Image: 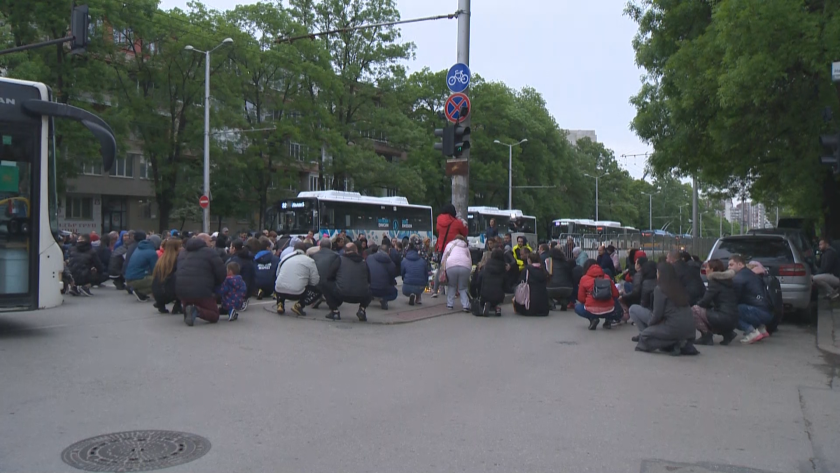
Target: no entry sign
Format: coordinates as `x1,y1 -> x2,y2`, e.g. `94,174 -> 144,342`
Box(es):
199,195 -> 209,209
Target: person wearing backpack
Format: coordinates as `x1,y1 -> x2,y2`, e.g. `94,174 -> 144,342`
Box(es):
576,259 -> 620,330
691,259 -> 739,346
513,253 -> 550,316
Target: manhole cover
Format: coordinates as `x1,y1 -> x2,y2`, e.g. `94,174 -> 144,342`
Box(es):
61,430 -> 210,472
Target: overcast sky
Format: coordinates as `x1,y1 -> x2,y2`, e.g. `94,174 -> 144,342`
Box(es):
160,0 -> 652,178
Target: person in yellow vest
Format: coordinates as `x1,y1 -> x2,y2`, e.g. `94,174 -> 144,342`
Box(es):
512,235 -> 533,271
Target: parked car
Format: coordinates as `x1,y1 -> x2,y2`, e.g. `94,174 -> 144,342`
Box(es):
747,228 -> 816,270
705,234 -> 813,317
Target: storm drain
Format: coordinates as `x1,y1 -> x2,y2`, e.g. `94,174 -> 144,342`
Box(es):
61,430 -> 210,472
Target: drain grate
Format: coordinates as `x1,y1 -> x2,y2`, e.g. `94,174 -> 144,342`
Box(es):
61,430 -> 210,472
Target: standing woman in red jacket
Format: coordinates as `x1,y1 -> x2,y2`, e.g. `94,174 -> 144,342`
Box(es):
434,204 -> 468,256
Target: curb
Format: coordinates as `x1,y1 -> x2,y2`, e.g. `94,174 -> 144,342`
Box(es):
817,299 -> 840,356
262,303 -> 456,325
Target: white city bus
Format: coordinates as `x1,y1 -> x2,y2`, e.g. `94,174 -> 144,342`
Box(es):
467,206 -> 538,249
0,78 -> 116,311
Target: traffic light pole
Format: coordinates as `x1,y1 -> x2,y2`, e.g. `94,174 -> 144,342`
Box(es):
451,0 -> 471,221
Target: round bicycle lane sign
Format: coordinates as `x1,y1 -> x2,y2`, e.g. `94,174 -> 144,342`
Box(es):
444,93 -> 471,123
446,63 -> 471,93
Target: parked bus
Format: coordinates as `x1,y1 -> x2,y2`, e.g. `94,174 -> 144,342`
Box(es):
0,77 -> 116,311
466,206 -> 538,249
265,190 -> 433,245
550,218 -> 640,253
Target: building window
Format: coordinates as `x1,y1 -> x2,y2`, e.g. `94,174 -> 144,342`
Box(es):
66,197 -> 93,220
140,200 -> 156,219
289,142 -> 303,161
110,153 -> 136,178
138,156 -> 153,179
309,175 -> 318,191
112,28 -> 131,45
82,162 -> 102,175
385,188 -> 397,197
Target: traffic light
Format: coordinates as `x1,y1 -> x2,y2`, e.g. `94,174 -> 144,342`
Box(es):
453,124 -> 470,157
434,125 -> 454,156
819,133 -> 840,174
70,5 -> 90,53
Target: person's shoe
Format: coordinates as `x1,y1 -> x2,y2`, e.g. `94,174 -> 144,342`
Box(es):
495,306 -> 502,316
80,286 -> 93,296
291,302 -> 306,317
276,300 -> 285,315
631,335 -> 640,342
588,318 -> 599,330
446,305 -> 455,310
696,332 -> 714,346
603,320 -> 612,330
156,304 -> 169,314
114,281 -> 126,290
380,300 -> 389,310
416,295 -> 423,305
256,289 -> 264,300
172,304 -> 183,315
482,303 -> 489,317
311,296 -> 324,309
357,308 -> 367,322
462,307 -> 470,313
740,329 -> 764,344
758,325 -> 770,338
720,331 -> 738,346
634,346 -> 648,352
560,304 -> 567,312
183,305 -> 196,326
133,291 -> 149,302
669,344 -> 682,357
68,285 -> 80,296
680,342 -> 700,356
228,309 -> 239,321
326,311 -> 341,321
126,287 -> 134,295
409,293 -> 416,306
239,299 -> 249,312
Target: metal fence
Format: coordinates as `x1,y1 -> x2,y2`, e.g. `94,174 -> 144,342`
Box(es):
558,233 -> 719,267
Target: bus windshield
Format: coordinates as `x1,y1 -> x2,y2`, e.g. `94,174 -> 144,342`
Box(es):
267,199 -> 314,234
0,122 -> 35,296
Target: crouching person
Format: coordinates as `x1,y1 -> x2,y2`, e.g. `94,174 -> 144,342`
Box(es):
176,233 -> 226,326
220,262 -> 247,321
635,262 -> 698,356
323,243 -> 372,322
274,242 -> 320,316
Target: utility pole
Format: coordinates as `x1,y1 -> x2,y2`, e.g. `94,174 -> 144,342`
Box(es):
451,0 -> 471,221
692,177 -> 699,238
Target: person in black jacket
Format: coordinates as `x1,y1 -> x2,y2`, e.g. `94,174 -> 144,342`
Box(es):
596,245 -> 616,280
620,257 -> 652,318
152,238 -> 183,314
324,243 -> 372,321
477,249 -> 507,316
503,244 -> 520,293
310,238 -> 341,309
813,237 -> 840,299
226,239 -> 254,310
513,253 -> 551,316
94,233 -> 112,286
175,234 -> 226,326
692,259 -> 739,346
668,250 -> 706,305
729,254 -> 773,344
253,239 -> 279,299
546,247 -> 575,310
367,243 -> 398,309
627,260 -> 658,340
68,234 -> 104,296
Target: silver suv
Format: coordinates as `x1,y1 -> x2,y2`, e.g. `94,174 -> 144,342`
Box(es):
705,234 -> 813,316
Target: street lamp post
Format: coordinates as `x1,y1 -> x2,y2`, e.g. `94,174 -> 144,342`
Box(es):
641,192 -> 654,231
678,204 -> 689,235
185,38 -> 233,234
493,138 -> 527,210
583,172 -> 609,221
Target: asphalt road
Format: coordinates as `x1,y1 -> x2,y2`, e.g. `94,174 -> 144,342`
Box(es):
1,287 -> 838,473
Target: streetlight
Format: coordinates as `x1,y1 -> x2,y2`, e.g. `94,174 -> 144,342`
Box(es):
493,138 -> 527,210
583,172 -> 609,221
185,37 -> 233,233
641,192 -> 654,231
678,204 -> 689,236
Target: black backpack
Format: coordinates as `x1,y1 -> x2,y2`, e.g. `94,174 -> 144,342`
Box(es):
763,273 -> 784,333
592,278 -> 613,301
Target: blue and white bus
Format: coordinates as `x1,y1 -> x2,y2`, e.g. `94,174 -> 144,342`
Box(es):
265,191 -> 433,246
467,206 -> 538,250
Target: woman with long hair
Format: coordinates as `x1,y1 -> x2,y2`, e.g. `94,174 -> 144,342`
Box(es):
152,238 -> 183,314
513,252 -> 550,316
635,262 -> 698,355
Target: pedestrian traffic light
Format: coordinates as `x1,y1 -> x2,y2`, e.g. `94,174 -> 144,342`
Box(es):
434,125 -> 454,157
453,124 -> 470,157
70,5 -> 90,53
819,133 -> 840,174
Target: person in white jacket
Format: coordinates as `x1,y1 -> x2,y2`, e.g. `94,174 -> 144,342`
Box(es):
441,235 -> 473,311
275,242 -> 320,316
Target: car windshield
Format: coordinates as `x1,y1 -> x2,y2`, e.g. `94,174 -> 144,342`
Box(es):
712,238 -> 794,266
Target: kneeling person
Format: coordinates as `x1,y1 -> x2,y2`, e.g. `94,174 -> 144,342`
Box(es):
274,242 -> 320,316
324,243 -> 372,321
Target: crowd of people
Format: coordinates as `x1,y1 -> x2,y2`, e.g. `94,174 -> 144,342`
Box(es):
57,205 -> 840,355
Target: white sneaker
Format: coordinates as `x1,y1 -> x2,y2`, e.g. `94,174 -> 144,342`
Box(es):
740,329 -> 765,344
758,325 -> 769,337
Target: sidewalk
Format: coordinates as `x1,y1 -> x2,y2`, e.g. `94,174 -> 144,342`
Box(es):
260,287 -> 476,325
817,298 -> 840,356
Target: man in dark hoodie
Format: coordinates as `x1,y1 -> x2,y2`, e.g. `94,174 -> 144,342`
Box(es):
367,243 -> 398,309
253,238 -> 279,300
124,230 -> 158,301
310,238 -> 341,309
401,237 -> 430,306
68,233 -> 104,296
226,239 -> 254,310
324,243 -> 371,321
94,233 -> 112,286
176,233 -> 226,326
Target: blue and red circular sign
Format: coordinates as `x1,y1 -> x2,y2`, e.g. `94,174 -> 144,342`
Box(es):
445,93 -> 471,123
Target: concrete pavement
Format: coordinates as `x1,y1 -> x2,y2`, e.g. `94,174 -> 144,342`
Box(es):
1,286 -> 839,473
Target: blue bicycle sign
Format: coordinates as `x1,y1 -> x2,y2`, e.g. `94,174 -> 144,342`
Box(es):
446,63 -> 471,93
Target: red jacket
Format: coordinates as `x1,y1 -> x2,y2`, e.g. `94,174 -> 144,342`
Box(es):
435,213 -> 467,253
578,264 -> 619,314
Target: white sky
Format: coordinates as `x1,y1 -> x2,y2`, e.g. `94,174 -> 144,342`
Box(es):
160,0 -> 652,178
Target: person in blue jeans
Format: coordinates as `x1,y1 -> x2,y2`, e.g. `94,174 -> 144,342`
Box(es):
729,255 -> 772,344
401,237 -> 430,306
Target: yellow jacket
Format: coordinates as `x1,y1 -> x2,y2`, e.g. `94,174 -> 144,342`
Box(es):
512,244 -> 532,271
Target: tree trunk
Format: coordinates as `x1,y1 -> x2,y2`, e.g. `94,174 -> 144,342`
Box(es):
157,194 -> 173,234
822,171 -> 840,240
258,191 -> 267,231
